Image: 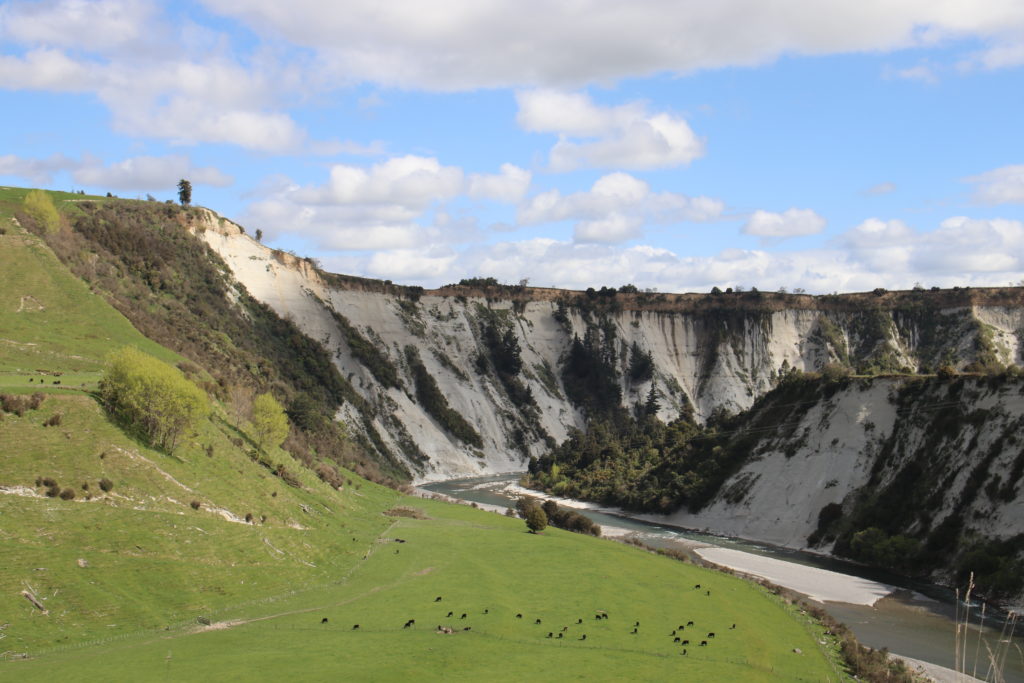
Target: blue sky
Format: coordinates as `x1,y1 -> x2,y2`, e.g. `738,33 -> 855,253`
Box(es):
1,1 -> 1023,293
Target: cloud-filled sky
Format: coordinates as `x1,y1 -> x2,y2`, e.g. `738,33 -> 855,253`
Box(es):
1,0 -> 1023,293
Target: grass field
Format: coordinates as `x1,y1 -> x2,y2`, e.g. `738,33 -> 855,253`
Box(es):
0,188 -> 177,387
1,190 -> 847,680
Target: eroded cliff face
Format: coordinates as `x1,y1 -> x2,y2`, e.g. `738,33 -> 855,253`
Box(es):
192,212 -> 1024,483
665,375 -> 1024,604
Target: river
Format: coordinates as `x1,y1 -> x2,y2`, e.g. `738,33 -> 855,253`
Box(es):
423,474 -> 1024,683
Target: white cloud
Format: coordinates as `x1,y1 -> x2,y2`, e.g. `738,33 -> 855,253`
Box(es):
243,158 -> 523,251
863,181 -> 897,196
742,208 -> 826,239
965,165 -> 1024,204
0,0 -> 157,54
518,172 -> 723,244
467,164 -> 532,203
0,152 -> 232,190
517,90 -> 704,171
883,63 -> 938,83
200,0 -> 1024,90
72,154 -> 234,190
573,213 -> 644,243
299,212 -> 1024,292
0,153 -> 77,184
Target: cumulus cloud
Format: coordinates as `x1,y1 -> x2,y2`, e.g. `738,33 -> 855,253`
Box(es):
243,157 -> 526,251
743,208 -> 827,240
517,90 -> 703,170
467,164 -> 532,203
72,155 -> 234,190
0,153 -> 77,184
518,172 -> 723,244
0,0 -> 158,54
316,213 -> 1024,292
0,152 -> 232,190
200,0 -> 1024,89
965,165 -> 1024,204
883,63 -> 938,83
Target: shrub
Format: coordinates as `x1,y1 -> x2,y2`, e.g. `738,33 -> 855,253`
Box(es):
23,189 -> 62,234
525,505 -> 548,534
28,392 -> 45,410
41,477 -> 58,488
98,477 -> 114,492
59,488 -> 75,500
251,392 -> 290,451
314,462 -> 345,489
190,500 -> 202,510
383,506 -> 428,519
100,346 -> 209,452
45,485 -> 60,498
244,512 -> 254,523
43,413 -> 63,427
1,394 -> 29,416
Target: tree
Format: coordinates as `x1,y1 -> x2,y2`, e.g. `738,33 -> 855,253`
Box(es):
100,347 -> 208,452
255,228 -> 263,242
525,505 -> 548,534
251,392 -> 289,451
23,190 -> 61,233
177,179 -> 192,207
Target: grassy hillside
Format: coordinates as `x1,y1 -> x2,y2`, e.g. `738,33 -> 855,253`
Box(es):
1,188 -> 845,680
0,187 -> 176,390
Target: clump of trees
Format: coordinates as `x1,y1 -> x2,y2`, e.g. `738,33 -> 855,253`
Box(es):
514,496 -> 599,536
100,346 -> 208,452
22,190 -> 62,233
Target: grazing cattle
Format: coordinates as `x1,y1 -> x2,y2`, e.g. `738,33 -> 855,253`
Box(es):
403,622 -> 412,629
694,584 -> 700,589
483,609 -> 489,614
630,628 -> 638,634
673,637 -> 681,643
460,614 -> 467,620
707,632 -> 715,638
463,627 -> 471,631
634,621 -> 640,627
700,640 -> 708,647
595,615 -> 602,620
321,618 -> 329,624
730,623 -> 736,630
395,550 -> 399,554
705,590 -> 711,596
681,649 -> 687,656
435,596 -> 442,602
547,632 -> 553,638
677,624 -> 685,630
516,613 -> 522,619
535,618 -> 542,625
687,621 -> 694,627
579,634 -> 586,641
670,630 -> 676,636
447,611 -> 454,618
557,633 -> 563,639
576,618 -> 582,624
352,624 -> 360,630
681,639 -> 689,646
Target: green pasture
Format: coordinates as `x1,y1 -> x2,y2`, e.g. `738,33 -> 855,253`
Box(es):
0,195 -> 177,379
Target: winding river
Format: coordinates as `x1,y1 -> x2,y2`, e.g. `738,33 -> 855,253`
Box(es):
423,474 -> 1024,683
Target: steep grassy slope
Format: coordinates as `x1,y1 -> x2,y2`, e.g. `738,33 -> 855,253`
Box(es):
0,189 -> 176,388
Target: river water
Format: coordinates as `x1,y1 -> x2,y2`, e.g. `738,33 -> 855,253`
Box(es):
423,474 -> 1024,682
